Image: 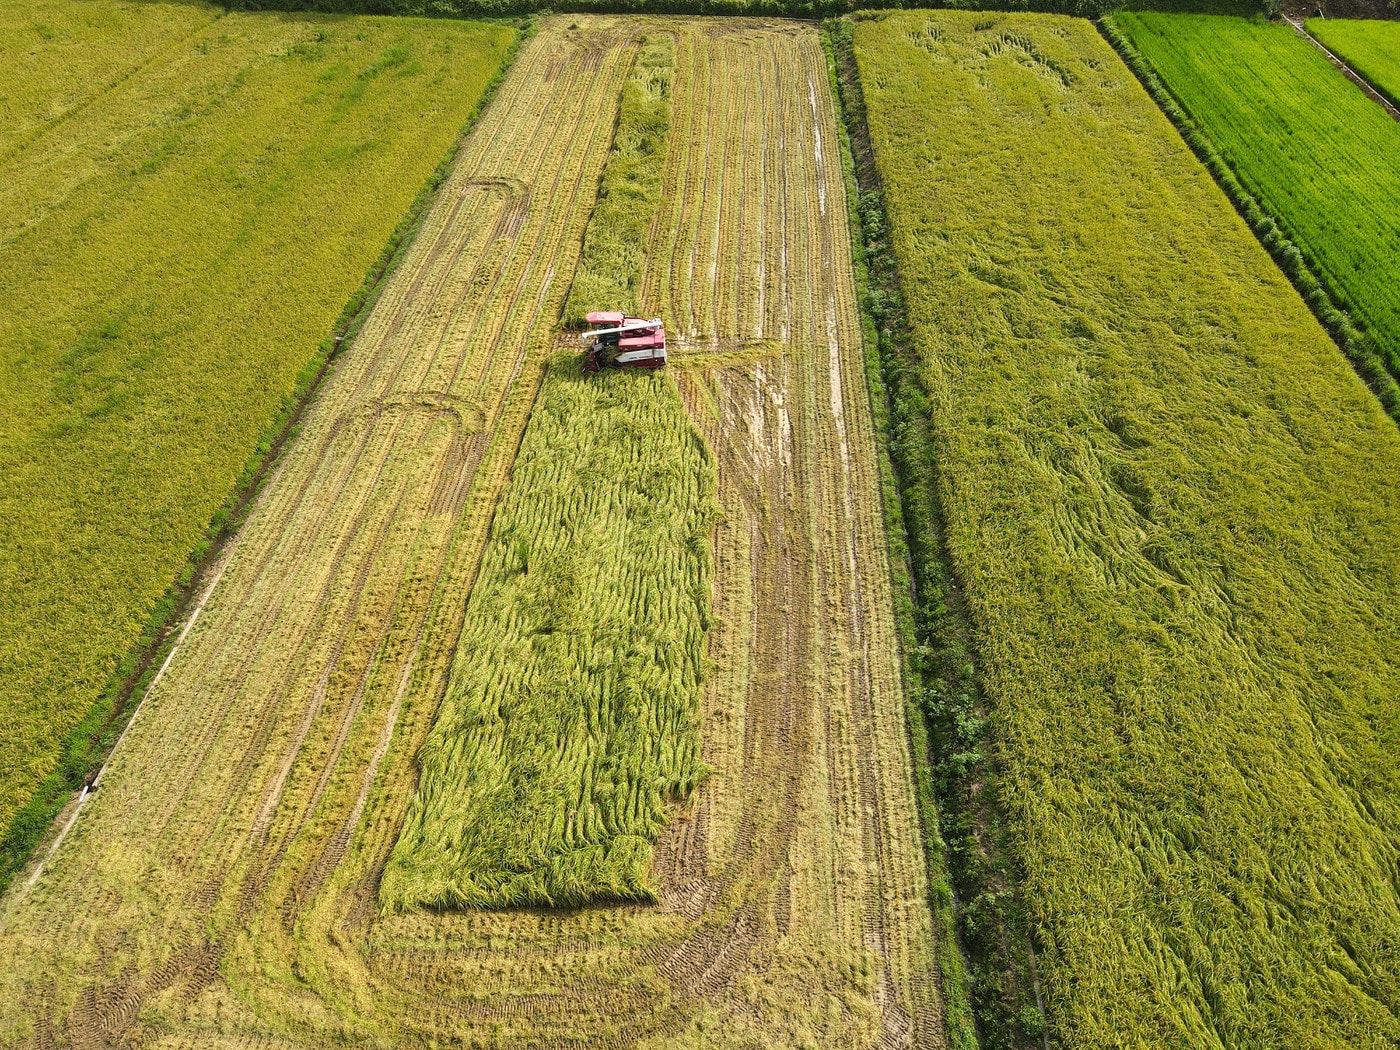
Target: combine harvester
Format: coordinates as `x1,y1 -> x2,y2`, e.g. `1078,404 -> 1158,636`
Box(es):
581,311 -> 667,372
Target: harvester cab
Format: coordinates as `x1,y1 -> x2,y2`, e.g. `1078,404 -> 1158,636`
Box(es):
581,311 -> 667,372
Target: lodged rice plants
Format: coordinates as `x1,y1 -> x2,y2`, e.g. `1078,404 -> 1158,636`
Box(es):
855,11 -> 1400,1047
1308,18 -> 1400,109
0,19 -> 943,1047
0,0 -> 513,853
383,358 -> 718,909
1113,13 -> 1400,396
562,33 -> 673,326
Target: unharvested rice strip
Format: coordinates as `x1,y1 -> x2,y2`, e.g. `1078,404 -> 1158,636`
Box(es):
643,25 -> 690,329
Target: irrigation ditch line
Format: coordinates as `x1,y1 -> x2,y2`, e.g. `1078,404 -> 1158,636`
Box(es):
0,18 -> 535,901
1282,15 -> 1400,122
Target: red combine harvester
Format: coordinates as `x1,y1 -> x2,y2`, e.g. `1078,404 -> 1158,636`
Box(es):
581,311 -> 667,372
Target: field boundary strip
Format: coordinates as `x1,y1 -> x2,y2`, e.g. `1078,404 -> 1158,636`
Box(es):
1100,14 -> 1400,421
1282,15 -> 1400,122
826,16 -> 1046,1049
0,17 -> 532,899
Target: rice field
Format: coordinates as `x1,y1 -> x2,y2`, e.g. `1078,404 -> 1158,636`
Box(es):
1113,12 -> 1400,389
0,17 -> 944,1047
854,10 -> 1400,1047
1308,17 -> 1400,108
0,0 -> 514,854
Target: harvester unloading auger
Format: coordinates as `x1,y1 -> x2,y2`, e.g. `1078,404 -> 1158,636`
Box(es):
581,311 -> 667,372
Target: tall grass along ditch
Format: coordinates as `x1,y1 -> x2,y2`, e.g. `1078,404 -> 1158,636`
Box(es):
854,11 -> 1400,1046
383,359 -> 718,909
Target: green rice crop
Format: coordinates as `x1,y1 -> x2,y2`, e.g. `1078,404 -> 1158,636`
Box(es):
1308,17 -> 1400,109
562,33 -> 673,326
0,1 -> 513,840
855,11 -> 1400,1046
1114,12 -> 1400,391
383,358 -> 718,910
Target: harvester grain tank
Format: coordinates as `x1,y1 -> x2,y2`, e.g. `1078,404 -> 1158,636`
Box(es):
581,311 -> 667,371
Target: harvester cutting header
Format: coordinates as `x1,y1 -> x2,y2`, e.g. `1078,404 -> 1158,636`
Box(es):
581,311 -> 667,372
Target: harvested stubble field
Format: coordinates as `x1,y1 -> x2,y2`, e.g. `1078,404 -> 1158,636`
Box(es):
1113,12 -> 1400,388
0,16 -> 943,1048
0,0 -> 514,855
855,10 -> 1400,1047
